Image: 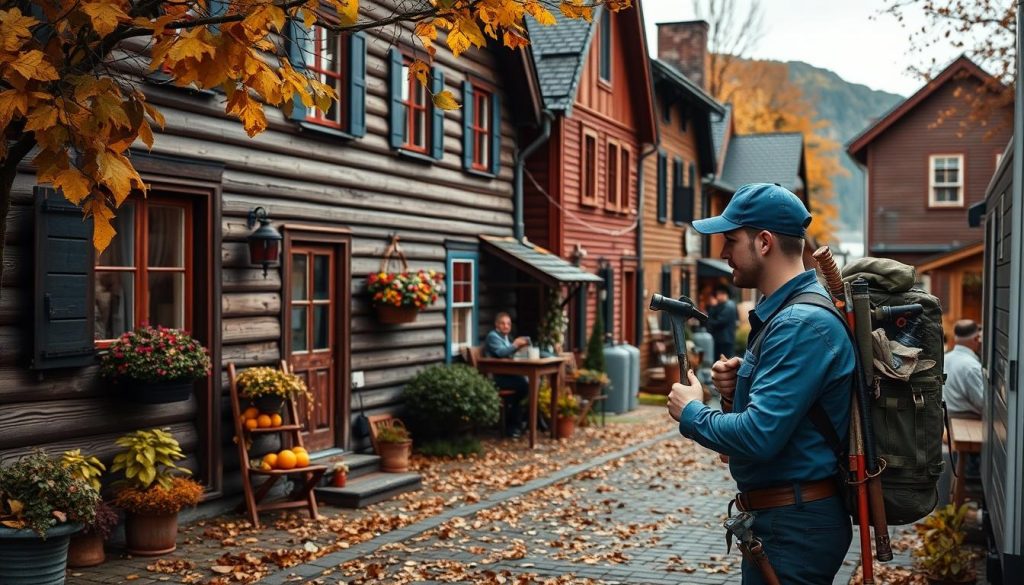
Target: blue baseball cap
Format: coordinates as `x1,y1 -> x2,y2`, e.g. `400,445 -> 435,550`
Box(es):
692,183 -> 811,238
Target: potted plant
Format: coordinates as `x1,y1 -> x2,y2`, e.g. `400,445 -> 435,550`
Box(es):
366,269 -> 444,324
572,369 -> 609,400
235,366 -> 309,413
330,461 -> 349,487
0,451 -> 100,585
61,450 -> 116,568
536,289 -> 566,354
914,503 -> 977,584
376,423 -> 413,472
100,325 -> 211,404
574,310 -> 608,400
555,394 -> 580,439
110,429 -> 203,556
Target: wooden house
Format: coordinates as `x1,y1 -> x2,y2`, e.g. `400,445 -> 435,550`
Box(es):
0,2 -> 601,509
522,4 -> 657,351
847,55 -> 1011,336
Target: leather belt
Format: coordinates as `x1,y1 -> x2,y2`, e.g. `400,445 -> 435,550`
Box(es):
735,478 -> 837,512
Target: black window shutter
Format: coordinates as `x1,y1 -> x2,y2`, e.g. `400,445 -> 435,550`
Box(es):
33,187 -> 95,370
575,282 -> 587,352
286,20 -> 311,122
657,152 -> 667,223
601,265 -> 614,340
461,81 -> 474,171
388,48 -> 404,149
680,163 -> 695,223
660,264 -> 672,330
489,90 -> 501,175
431,68 -> 445,160
672,157 -> 684,225
347,32 -> 368,137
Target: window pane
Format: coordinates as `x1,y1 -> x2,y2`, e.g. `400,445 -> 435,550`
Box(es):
97,203 -> 136,267
413,107 -> 426,148
95,271 -> 135,339
313,305 -> 330,350
147,205 -> 185,267
319,27 -> 335,71
453,307 -> 472,348
313,255 -> 330,300
291,254 -> 308,300
147,272 -> 184,329
292,307 -> 308,352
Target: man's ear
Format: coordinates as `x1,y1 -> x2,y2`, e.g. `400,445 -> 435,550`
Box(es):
756,230 -> 772,256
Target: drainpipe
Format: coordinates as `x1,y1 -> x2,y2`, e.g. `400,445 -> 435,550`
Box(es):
635,142 -> 659,347
514,110 -> 554,241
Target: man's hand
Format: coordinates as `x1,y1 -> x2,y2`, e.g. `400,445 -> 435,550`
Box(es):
667,369 -> 704,422
711,354 -> 742,408
513,336 -> 530,348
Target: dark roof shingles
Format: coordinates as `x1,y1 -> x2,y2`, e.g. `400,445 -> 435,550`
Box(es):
720,133 -> 803,191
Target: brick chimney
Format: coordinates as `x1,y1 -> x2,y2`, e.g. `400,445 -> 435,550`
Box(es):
657,20 -> 709,90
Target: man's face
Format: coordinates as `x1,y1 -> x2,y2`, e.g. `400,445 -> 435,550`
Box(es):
721,228 -> 762,289
496,316 -> 512,335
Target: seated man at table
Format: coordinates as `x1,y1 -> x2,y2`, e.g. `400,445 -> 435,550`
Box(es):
937,319 -> 984,507
484,312 -> 531,437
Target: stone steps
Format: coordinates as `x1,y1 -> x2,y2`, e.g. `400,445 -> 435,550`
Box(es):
315,471 -> 422,508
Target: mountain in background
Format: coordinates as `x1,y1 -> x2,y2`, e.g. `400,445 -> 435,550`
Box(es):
785,61 -> 904,238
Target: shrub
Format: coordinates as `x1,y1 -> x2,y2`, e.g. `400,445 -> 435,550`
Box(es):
236,366 -> 309,400
0,450 -> 100,536
100,325 -> 210,383
583,310 -> 605,373
402,364 -> 500,438
914,503 -> 976,581
111,477 -> 203,516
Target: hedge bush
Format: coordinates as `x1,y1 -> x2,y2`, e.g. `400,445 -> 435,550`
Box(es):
402,364 -> 501,439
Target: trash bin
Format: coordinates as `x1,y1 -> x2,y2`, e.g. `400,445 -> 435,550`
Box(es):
621,342 -> 640,410
603,343 -> 630,414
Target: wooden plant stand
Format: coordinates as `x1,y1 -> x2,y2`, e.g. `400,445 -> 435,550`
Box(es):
228,362 -> 327,528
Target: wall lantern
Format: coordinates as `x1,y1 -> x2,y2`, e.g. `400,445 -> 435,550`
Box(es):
246,207 -> 282,277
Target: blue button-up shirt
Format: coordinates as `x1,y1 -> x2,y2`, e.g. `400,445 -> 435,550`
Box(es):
679,270 -> 854,491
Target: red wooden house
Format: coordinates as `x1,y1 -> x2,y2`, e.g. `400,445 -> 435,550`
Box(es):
523,4 -> 657,350
847,55 -> 1011,334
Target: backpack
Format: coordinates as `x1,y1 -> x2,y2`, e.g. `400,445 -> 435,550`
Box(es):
747,258 -> 945,526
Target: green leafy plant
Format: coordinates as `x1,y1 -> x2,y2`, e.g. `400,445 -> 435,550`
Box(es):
61,449 -> 106,492
236,366 -> 310,400
401,364 -> 500,439
913,503 -> 977,582
376,424 -> 411,444
536,289 -> 566,352
573,368 -> 610,386
99,325 -> 210,383
110,428 -> 191,491
556,393 -> 581,418
0,451 -> 100,536
583,309 -> 606,374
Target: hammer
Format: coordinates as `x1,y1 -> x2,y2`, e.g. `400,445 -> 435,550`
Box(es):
649,294 -> 709,378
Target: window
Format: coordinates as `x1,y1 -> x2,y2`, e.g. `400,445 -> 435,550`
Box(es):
95,197 -> 192,343
929,154 -> 964,207
582,128 -> 599,206
448,258 -> 476,355
471,87 -> 491,170
620,145 -> 631,212
598,8 -> 611,82
304,25 -> 348,129
290,250 -> 334,354
400,57 -> 429,153
606,140 -> 620,211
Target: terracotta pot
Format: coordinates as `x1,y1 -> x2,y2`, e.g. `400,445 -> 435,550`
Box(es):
116,378 -> 194,404
375,304 -> 418,324
556,416 -> 575,439
378,441 -> 412,472
0,523 -> 81,585
67,531 -> 105,568
331,472 -> 348,488
124,512 -> 178,556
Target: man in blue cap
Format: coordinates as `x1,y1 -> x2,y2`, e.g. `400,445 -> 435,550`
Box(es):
665,183 -> 855,584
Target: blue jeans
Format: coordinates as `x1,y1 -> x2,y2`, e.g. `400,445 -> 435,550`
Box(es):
741,495 -> 852,585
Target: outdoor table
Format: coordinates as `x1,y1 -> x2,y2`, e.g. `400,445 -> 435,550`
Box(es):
948,416 -> 983,508
474,355 -> 568,448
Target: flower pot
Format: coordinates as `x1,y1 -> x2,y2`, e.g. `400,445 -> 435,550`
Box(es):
331,472 -> 348,488
67,531 -> 105,568
0,522 -> 81,585
556,416 -> 575,439
116,378 -> 195,404
252,394 -> 285,413
574,381 -> 603,400
124,512 -> 178,556
375,304 -> 418,324
377,441 -> 412,472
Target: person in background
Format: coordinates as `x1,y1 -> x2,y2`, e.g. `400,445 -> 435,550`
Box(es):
484,312 -> 530,437
706,283 -> 738,359
943,319 -> 984,419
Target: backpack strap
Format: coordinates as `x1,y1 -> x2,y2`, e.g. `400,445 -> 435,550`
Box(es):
746,291 -> 852,462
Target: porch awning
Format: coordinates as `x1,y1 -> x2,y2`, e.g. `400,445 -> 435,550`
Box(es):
480,235 -> 603,286
697,258 -> 733,278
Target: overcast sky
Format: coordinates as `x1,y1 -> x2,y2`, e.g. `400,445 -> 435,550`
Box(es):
641,0 -> 966,97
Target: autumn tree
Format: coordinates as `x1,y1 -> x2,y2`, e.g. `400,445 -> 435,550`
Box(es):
882,0 -> 1015,133
691,0 -> 764,101
0,0 -> 628,285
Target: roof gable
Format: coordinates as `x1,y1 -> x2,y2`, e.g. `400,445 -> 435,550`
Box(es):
720,133 -> 805,193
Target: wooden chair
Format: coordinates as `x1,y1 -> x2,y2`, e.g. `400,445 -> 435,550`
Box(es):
462,346 -> 519,435
228,362 -> 327,528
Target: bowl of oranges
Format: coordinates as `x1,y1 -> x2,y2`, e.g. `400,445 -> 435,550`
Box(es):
239,406 -> 284,432
257,447 -> 311,472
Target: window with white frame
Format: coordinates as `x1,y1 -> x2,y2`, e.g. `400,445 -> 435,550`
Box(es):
450,259 -> 475,352
929,154 -> 964,207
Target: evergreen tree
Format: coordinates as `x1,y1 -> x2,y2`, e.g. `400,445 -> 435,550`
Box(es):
583,309 -> 606,373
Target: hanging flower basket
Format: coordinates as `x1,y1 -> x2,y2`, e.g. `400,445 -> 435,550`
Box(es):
367,235 -> 443,325
375,304 -> 419,324
100,325 -> 210,404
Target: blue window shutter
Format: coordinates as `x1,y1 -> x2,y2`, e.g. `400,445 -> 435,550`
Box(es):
348,32 -> 367,137
657,152 -> 667,223
209,0 -> 227,33
287,20 -> 311,122
388,48 -> 404,149
33,187 -> 95,370
489,91 -> 501,175
431,68 -> 445,160
461,81 -> 474,170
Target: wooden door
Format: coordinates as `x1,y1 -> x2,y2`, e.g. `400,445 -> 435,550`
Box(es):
288,246 -> 337,450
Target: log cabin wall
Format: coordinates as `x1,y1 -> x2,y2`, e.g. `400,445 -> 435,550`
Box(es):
0,1 -> 530,502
